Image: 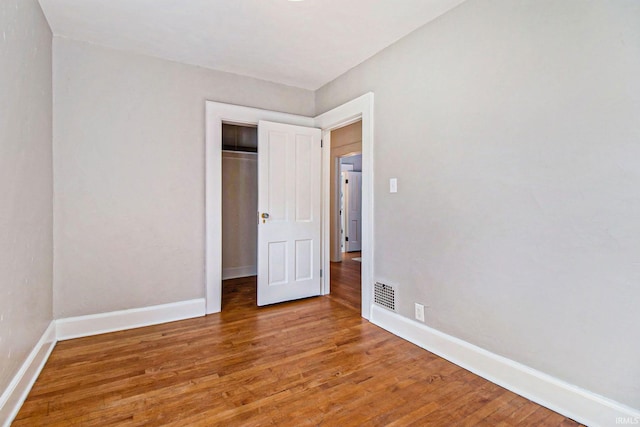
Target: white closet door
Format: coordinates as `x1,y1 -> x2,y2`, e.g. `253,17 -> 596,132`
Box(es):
257,120 -> 322,306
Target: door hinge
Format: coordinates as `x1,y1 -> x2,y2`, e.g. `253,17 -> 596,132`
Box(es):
346,236 -> 349,241
346,179 -> 349,184
321,139 -> 323,148
320,269 -> 323,277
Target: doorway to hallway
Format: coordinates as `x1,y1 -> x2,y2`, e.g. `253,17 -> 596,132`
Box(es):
328,121 -> 363,263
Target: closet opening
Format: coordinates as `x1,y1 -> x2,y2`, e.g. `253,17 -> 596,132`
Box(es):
221,123 -> 258,310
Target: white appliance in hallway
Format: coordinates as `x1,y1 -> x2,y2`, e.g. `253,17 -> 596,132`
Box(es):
342,170 -> 362,253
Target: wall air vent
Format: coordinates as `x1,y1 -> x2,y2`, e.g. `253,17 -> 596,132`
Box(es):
374,282 -> 395,311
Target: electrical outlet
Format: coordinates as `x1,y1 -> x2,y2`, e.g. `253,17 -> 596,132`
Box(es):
414,303 -> 425,322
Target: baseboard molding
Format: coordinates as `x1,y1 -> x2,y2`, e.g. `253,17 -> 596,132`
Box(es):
0,300 -> 206,425
0,321 -> 56,427
56,298 -> 206,341
222,266 -> 256,280
370,305 -> 640,427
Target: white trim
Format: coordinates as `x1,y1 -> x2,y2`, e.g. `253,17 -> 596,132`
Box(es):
222,265 -> 257,280
56,299 -> 205,341
370,305 -> 640,427
0,322 -> 56,427
321,129 -> 332,295
205,95 -> 374,319
315,93 -> 374,320
205,101 -> 314,314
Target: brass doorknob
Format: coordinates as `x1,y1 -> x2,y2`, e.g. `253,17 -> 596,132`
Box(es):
261,213 -> 270,219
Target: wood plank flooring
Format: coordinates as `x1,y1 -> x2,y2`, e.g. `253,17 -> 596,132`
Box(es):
14,260 -> 582,426
327,251 -> 362,312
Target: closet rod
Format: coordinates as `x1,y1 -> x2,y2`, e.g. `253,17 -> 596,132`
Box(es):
222,149 -> 258,155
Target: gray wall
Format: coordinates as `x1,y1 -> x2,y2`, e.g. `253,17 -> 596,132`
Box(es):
53,38 -> 314,318
0,0 -> 53,396
316,0 -> 640,409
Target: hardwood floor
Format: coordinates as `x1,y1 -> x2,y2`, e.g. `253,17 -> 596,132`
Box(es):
328,251 -> 362,312
14,261 -> 582,426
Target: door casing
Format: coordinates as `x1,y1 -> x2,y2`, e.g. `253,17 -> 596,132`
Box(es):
205,93 -> 374,318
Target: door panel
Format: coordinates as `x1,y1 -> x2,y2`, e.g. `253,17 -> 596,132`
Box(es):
295,239 -> 313,281
258,121 -> 322,306
267,131 -> 288,222
268,241 -> 288,285
295,136 -> 313,222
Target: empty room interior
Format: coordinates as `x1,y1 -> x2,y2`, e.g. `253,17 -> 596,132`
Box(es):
1,0 -> 639,425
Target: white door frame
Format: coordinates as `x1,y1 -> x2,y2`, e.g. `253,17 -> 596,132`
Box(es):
205,102 -> 313,314
315,93 -> 374,319
205,92 -> 374,319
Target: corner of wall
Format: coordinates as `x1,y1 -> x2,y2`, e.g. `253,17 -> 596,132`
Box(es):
0,322 -> 57,427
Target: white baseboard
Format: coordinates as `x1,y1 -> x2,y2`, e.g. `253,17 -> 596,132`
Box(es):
0,321 -> 57,427
56,298 -> 206,341
370,305 -> 640,427
222,265 -> 256,280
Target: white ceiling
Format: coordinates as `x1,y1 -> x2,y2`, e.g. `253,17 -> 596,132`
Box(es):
38,0 -> 466,90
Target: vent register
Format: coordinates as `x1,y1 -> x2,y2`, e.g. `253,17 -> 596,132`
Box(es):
374,282 -> 395,311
